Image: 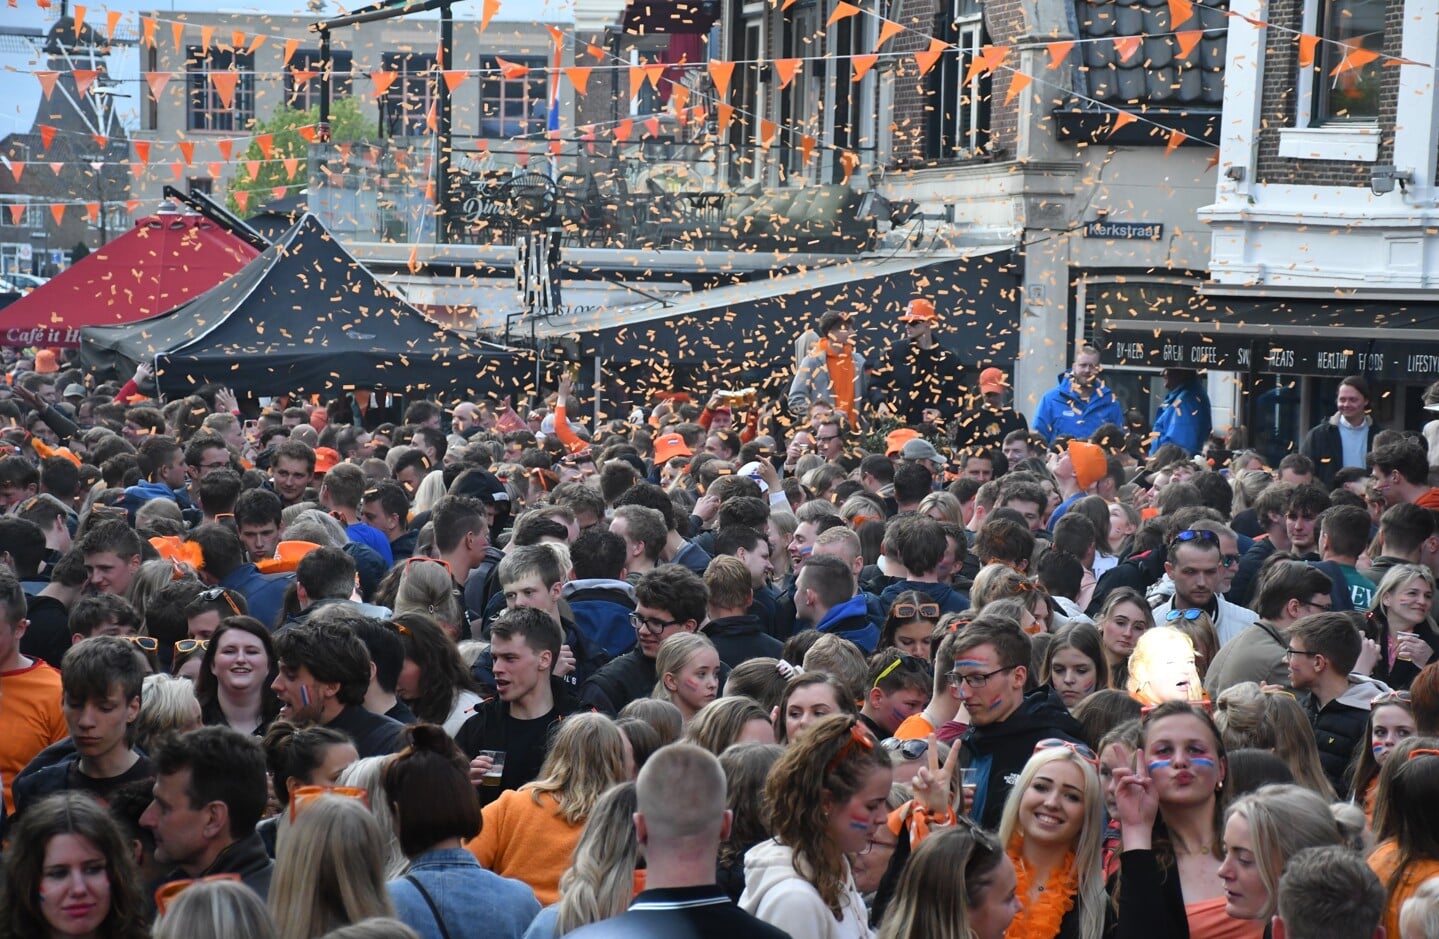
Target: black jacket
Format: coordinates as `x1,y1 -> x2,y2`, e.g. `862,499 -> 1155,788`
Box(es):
1362,610 -> 1439,690
1300,415 -> 1369,486
961,685 -> 1086,830
326,704 -> 405,758
703,614 -> 784,668
454,677 -> 586,803
580,648 -> 656,715
470,616 -> 609,694
1087,547 -> 1168,618
951,398 -> 1029,451
1105,848 -> 1189,939
158,832 -> 274,904
1303,682 -> 1383,795
871,342 -> 967,425
1228,538 -> 1278,609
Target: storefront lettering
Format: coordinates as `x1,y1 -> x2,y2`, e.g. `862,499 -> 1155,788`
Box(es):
1114,342 -> 1146,360
1163,344 -> 1186,363
5,326 -> 79,345
1360,352 -> 1384,371
1189,345 -> 1219,364
1265,348 -> 1295,369
1236,347 -> 1251,367
1408,355 -> 1439,373
1316,351 -> 1350,371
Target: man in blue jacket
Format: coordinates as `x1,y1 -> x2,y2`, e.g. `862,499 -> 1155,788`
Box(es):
794,554 -> 880,652
1151,368 -> 1212,456
1033,344 -> 1124,443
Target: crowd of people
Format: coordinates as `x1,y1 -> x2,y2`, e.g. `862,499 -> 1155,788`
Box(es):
3,329 -> 1439,939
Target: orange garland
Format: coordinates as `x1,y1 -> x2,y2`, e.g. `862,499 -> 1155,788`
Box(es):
1004,849 -> 1077,939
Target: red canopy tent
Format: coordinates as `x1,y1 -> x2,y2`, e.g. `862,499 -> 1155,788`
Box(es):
0,213 -> 259,348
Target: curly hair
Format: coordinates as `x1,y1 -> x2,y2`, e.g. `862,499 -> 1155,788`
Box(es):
765,714 -> 891,919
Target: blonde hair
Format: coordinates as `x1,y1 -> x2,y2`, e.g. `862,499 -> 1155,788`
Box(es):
997,748 -> 1106,939
411,469 -> 449,514
135,673 -> 200,753
154,878 -> 277,939
394,559 -> 464,631
1125,627 -> 1199,704
876,823 -> 1009,939
336,755 -> 408,880
970,563 -> 1031,610
918,491 -> 963,525
1223,784 -> 1343,920
801,632 -> 868,707
1213,683 -> 1336,799
652,632 -> 719,701
269,795 -> 394,939
527,712 -> 628,825
554,782 -> 639,934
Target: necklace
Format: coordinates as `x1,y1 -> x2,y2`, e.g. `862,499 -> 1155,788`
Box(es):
1005,847 -> 1077,939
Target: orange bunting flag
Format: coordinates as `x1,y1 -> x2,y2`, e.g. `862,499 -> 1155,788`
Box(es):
38,125 -> 55,150
1109,110 -> 1138,134
1165,129 -> 1187,155
613,118 -> 633,143
644,116 -> 661,137
50,162 -> 65,175
125,199 -> 140,213
1331,47 -> 1379,75
144,71 -> 171,99
7,204 -> 22,225
1046,41 -> 1074,68
141,16 -> 155,46
800,134 -> 816,162
50,204 -> 65,225
839,150 -> 860,184
546,24 -> 564,49
709,60 -> 735,99
248,34 -> 267,54
170,161 -> 184,181
827,1 -> 860,23
1205,151 -> 1221,171
106,9 -> 121,39
875,18 -> 906,51
1297,33 -> 1320,67
473,140 -> 487,153
210,71 -> 239,108
178,140 -> 194,165
7,162 -> 22,183
217,139 -> 234,161
73,5 -> 86,36
408,246 -> 421,274
85,202 -> 99,224
233,190 -> 249,212
35,71 -> 58,99
245,160 -> 261,180
207,161 -> 222,177
774,58 -> 801,88
760,118 -> 777,147
255,134 -> 274,159
716,102 -> 736,133
587,43 -> 605,61
1004,71 -> 1033,104
134,140 -> 151,163
670,83 -> 690,113
171,22 -> 184,53
915,38 -> 947,77
73,70 -> 98,98
292,68 -> 317,86
271,186 -> 287,201
297,124 -> 317,143
565,67 -> 592,95
200,26 -> 214,50
481,0 -> 501,31
1175,30 -> 1203,59
231,30 -> 246,50
1168,0 -> 1193,25
644,64 -> 665,89
628,65 -> 647,100
442,70 -> 468,92
283,38 -> 299,66
371,71 -> 397,97
1113,36 -> 1142,62
496,58 -> 530,79
852,54 -> 878,82
91,133 -> 108,150
130,161 -> 144,179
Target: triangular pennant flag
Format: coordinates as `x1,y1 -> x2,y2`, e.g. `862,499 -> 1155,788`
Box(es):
283,38 -> 299,66
35,71 -> 59,100
1331,47 -> 1380,75
839,151 -> 859,185
170,161 -> 185,181
134,140 -> 151,164
141,16 -> 155,46
875,18 -> 906,51
50,162 -> 64,175
852,54 -> 878,81
613,118 -> 633,143
496,58 -> 530,79
292,68 -> 317,86
915,38 -> 947,77
255,134 -> 274,159
1165,129 -> 1187,155
130,161 -> 144,179
670,84 -> 690,113
245,160 -> 261,180
1046,41 -> 1074,69
774,58 -> 801,89
760,119 -> 777,147
73,5 -> 86,36
473,140 -> 487,153
217,138 -> 234,161
125,199 -> 140,213
50,204 -> 65,225
73,69 -> 98,98
271,186 -> 287,200
1004,70 -> 1033,104
248,35 -> 267,54
801,135 -> 816,162
442,70 -> 468,92
644,64 -> 665,90
629,65 -> 647,100
1297,34 -> 1321,68
408,246 -> 421,274
171,22 -> 184,54
91,133 -> 108,150
545,24 -> 564,49
85,202 -> 100,224
371,70 -> 397,97
981,44 -> 1012,70
1113,36 -> 1142,62
207,161 -> 222,177
231,30 -> 246,50
1109,110 -> 1138,134
709,61 -> 735,99
7,204 -> 23,224
233,190 -> 249,213
298,124 -> 317,143
177,140 -> 193,165
1168,0 -> 1194,25
7,162 -> 22,183
425,104 -> 438,132
716,102 -> 736,133
587,43 -> 605,61
644,116 -> 661,137
144,71 -> 171,99
827,1 -> 860,24
1206,151 -> 1221,172
38,125 -> 55,150
481,0 -> 500,31
565,67 -> 591,95
105,10 -> 122,39
210,71 -> 238,109
1175,30 -> 1203,59
200,26 -> 214,50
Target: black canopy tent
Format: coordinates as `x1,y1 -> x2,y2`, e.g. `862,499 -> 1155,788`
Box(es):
80,213 -> 531,399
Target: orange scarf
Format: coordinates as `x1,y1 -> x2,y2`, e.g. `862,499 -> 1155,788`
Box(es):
815,337 -> 856,422
1005,848 -> 1077,939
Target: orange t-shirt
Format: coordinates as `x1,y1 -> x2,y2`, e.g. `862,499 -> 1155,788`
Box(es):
0,659 -> 67,811
1369,839 -> 1439,939
1185,896 -> 1265,939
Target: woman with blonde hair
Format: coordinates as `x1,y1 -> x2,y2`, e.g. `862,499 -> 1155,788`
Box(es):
394,560 -> 466,640
1213,682 -> 1336,799
135,672 -> 203,753
1096,588 -> 1154,691
1215,784 -> 1344,926
466,712 -> 628,905
918,491 -> 963,525
875,822 -> 1019,939
337,756 -> 409,881
995,743 -> 1107,939
651,632 -> 721,723
269,794 -> 394,939
1161,609 -> 1220,681
411,470 -> 449,514
520,783 -> 638,938
741,714 -> 892,938
685,696 -> 776,754
153,878 -> 276,939
1364,564 -> 1438,689
1125,626 -> 1205,707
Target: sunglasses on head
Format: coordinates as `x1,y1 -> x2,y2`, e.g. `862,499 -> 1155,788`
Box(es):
198,587 -> 242,618
1169,529 -> 1220,551
825,720 -> 875,773
289,785 -> 370,823
893,602 -> 941,620
1035,737 -> 1099,767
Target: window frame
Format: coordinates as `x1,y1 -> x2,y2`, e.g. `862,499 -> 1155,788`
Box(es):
925,0 -> 990,162
380,51 -> 438,138
185,44 -> 256,132
285,49 -> 354,112
477,55 -> 549,139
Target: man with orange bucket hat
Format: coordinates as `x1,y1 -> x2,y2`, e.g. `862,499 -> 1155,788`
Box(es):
870,297 -> 965,426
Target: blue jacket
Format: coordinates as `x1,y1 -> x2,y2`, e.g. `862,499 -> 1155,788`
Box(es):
387,848 -> 540,939
878,579 -> 970,619
1150,378 -> 1212,455
1033,373 -> 1124,443
219,564 -> 294,631
814,595 -> 881,652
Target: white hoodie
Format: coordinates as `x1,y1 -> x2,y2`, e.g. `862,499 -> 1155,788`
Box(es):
740,839 -> 874,939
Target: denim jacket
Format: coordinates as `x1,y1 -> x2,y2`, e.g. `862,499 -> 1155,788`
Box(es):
388,848 -> 541,939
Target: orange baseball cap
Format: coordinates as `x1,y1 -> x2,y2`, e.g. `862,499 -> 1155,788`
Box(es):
979,367 -> 1010,395
654,433 -> 692,464
898,298 -> 936,322
1068,440 -> 1108,491
885,428 -> 921,457
313,447 -> 341,474
34,349 -> 58,373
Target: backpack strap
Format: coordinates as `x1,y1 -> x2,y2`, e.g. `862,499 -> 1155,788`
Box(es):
404,874 -> 453,939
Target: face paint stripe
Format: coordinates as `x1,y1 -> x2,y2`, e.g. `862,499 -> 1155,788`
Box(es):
1190,757 -> 1216,769
1147,759 -> 1173,773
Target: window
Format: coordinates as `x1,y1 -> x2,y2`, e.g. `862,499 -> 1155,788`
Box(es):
1313,0 -> 1384,122
186,45 -> 255,131
0,200 -> 41,228
380,52 -> 437,137
285,49 -> 354,111
926,0 -> 990,160
478,56 -> 547,137
188,178 -> 213,197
